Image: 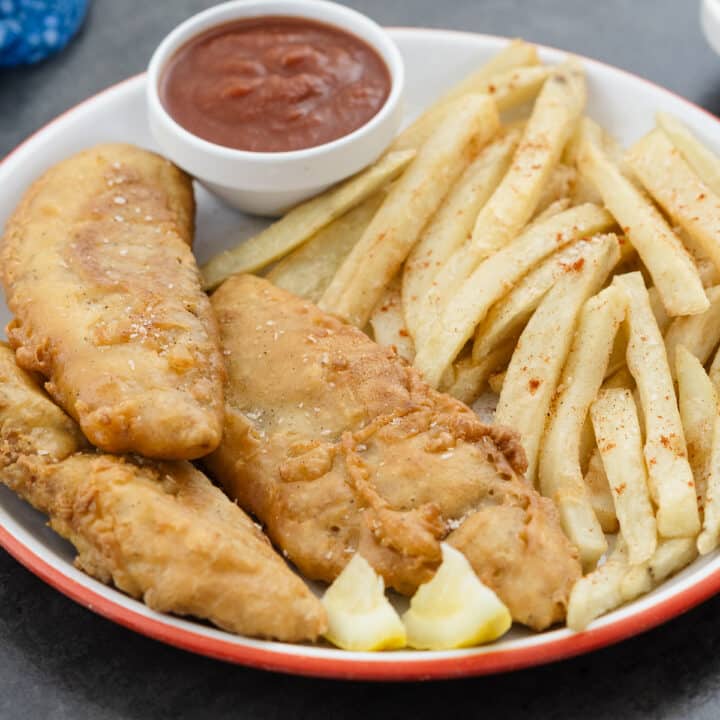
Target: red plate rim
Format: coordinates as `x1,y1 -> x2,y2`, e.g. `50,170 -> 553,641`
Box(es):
2,27 -> 720,681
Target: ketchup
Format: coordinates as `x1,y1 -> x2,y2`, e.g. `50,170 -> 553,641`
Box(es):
160,16 -> 392,153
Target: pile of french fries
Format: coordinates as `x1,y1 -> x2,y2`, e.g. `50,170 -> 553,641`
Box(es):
202,40 -> 720,633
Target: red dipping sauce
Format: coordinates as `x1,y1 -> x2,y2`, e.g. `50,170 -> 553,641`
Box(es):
160,16 -> 392,153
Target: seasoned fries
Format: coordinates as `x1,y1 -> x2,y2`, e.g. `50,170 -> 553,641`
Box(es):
267,192 -> 384,303
495,235 -> 621,484
614,273 -> 700,538
591,389 -> 657,565
414,205 -> 614,387
427,61 -> 586,307
201,149 -> 414,290
319,94 -> 499,327
577,120 -> 708,316
657,112 -> 720,197
402,128 -> 520,341
628,129 -> 720,275
538,286 -> 626,569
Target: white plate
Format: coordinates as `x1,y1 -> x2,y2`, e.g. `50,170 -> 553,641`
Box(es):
2,28 -> 720,681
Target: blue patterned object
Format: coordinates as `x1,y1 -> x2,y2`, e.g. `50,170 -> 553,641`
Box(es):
0,0 -> 88,67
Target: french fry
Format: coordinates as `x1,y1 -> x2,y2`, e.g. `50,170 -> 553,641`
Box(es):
414,205 -> 614,387
494,235 -> 621,484
564,115 -> 626,169
369,278 -> 415,362
426,61 -> 587,311
605,286 -> 670,379
567,538 -> 629,631
698,416 -> 720,555
590,389 -> 657,565
481,66 -> 549,112
473,236 -> 613,361
676,345 -> 717,506
676,223 -> 715,265
201,149 -> 415,290
620,538 -> 697,601
538,286 -> 625,568
613,272 -> 700,537
267,192 -> 384,302
568,117 -> 630,206
439,341 -> 515,405
390,40 -> 539,153
584,449 -> 619,534
529,198 -> 571,225
402,128 -> 521,341
565,117 -> 604,203
534,163 -> 577,217
665,286 -> 720,379
628,129 -> 720,275
319,94 -> 499,327
578,120 -> 708,316
657,112 -> 720,197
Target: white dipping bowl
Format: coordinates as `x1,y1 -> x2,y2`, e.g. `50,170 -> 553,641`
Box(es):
147,0 -> 405,216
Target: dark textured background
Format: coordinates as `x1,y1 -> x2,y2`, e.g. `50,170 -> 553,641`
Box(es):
2,1 -> 720,718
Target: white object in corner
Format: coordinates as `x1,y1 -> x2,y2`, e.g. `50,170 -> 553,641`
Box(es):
702,0 -> 720,55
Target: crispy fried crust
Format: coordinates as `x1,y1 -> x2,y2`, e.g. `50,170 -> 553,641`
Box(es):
206,275 -> 582,630
1,144 -> 224,460
0,345 -> 325,642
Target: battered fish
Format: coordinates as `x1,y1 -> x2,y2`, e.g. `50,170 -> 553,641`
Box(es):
1,144 -> 224,460
0,345 -> 326,642
206,275 -> 582,630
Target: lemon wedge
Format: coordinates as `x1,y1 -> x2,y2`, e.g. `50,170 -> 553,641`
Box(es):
402,544 -> 512,650
322,553 -> 406,651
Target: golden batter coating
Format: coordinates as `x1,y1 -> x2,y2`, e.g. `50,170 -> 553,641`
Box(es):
1,144 -> 224,460
206,275 -> 581,630
0,345 -> 325,642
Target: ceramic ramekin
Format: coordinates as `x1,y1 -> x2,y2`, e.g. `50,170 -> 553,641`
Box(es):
146,0 -> 404,216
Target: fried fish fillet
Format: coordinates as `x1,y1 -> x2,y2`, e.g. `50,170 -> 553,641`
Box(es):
1,144 -> 224,460
206,275 -> 582,630
0,345 -> 326,642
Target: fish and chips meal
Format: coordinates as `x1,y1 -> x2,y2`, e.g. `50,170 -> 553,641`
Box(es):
5,34 -> 720,652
